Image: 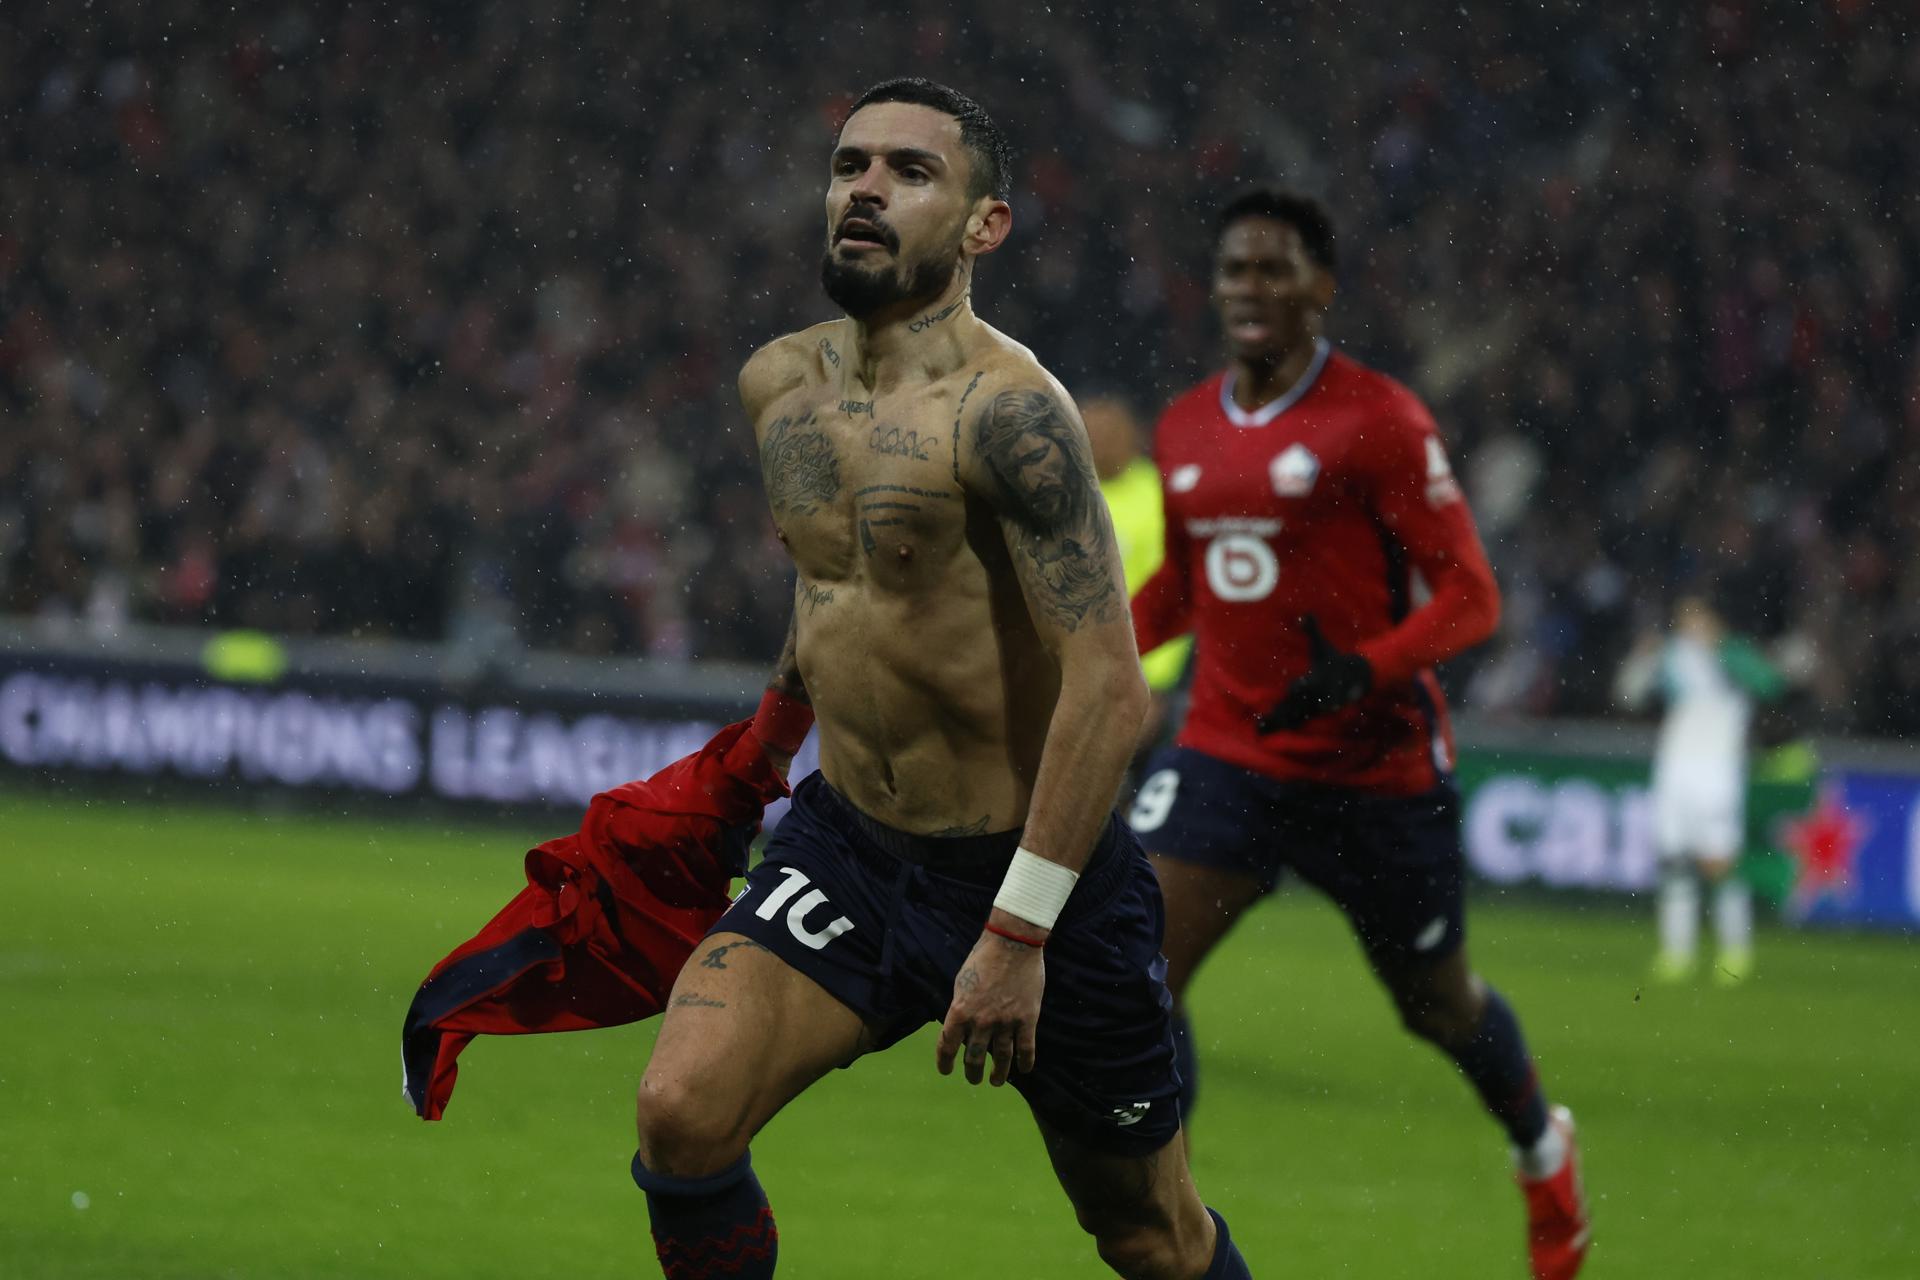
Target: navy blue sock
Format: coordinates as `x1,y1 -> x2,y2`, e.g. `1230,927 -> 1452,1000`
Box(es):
1171,1008 -> 1199,1124
1445,989 -> 1550,1148
1204,1208 -> 1253,1278
631,1150 -> 777,1279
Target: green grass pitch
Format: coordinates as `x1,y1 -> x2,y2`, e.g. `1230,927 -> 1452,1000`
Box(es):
4,788 -> 1916,1278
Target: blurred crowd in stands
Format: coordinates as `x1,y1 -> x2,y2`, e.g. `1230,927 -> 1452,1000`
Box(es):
3,1 -> 1916,730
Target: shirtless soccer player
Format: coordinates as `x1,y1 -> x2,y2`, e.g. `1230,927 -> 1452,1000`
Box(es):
628,79 -> 1254,1280
1126,190 -> 1590,1280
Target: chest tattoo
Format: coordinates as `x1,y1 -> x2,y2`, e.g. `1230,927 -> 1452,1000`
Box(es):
762,410 -> 840,517
867,424 -> 936,461
948,370 -> 985,480
797,579 -> 836,613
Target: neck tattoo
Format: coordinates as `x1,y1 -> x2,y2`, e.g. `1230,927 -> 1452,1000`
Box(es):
907,296 -> 965,333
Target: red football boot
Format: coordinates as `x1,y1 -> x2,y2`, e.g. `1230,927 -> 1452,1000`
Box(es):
1518,1106 -> 1590,1279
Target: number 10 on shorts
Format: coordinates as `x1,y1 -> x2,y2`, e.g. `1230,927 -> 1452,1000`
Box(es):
753,866 -> 856,950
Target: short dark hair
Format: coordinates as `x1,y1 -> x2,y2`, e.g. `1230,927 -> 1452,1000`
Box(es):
848,78 -> 1013,202
1216,188 -> 1338,273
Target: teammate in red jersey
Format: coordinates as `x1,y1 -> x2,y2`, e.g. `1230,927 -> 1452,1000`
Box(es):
1128,190 -> 1590,1280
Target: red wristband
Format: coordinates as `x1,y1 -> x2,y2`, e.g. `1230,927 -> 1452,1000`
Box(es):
985,921 -> 1046,948
751,687 -> 814,755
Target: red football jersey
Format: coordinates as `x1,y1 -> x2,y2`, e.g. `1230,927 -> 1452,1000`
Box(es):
1132,342 -> 1500,794
402,718 -> 790,1120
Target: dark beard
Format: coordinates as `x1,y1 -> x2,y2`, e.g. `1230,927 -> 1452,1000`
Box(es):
820,250 -> 956,320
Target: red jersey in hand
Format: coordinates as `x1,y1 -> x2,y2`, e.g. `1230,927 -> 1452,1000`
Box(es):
401,719 -> 790,1120
1131,342 -> 1499,794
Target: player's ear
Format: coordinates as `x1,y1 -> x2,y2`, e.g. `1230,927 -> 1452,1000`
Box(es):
1310,268 -> 1336,310
964,197 -> 1012,257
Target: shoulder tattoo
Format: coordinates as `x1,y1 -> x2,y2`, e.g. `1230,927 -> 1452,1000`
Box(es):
973,389 -> 1122,631
761,411 -> 840,517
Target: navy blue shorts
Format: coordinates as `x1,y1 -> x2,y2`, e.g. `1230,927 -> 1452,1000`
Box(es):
1128,745 -> 1467,967
712,772 -> 1181,1157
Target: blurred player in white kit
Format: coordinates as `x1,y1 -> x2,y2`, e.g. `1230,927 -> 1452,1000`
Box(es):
1616,595 -> 1783,985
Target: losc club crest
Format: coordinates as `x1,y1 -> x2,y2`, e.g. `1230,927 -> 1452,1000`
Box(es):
1270,444 -> 1320,497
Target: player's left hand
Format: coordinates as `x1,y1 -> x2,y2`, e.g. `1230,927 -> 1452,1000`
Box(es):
1259,615 -> 1373,732
936,918 -> 1046,1086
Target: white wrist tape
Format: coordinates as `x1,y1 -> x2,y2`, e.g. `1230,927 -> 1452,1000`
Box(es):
993,847 -> 1080,931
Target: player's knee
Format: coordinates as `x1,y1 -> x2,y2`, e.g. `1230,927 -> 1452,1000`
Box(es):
1089,1221 -> 1185,1280
1394,990 -> 1477,1047
1076,1203 -> 1200,1280
634,1070 -> 747,1178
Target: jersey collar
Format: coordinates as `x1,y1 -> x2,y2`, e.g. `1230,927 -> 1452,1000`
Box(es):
1220,339 -> 1331,428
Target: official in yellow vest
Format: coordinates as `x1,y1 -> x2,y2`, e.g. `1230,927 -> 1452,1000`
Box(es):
1083,394 -> 1192,695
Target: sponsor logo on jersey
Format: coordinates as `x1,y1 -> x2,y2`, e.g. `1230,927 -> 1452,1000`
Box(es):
1204,534 -> 1280,601
1270,443 -> 1321,497
1169,463 -> 1202,493
1424,436 -> 1462,507
1185,516 -> 1282,537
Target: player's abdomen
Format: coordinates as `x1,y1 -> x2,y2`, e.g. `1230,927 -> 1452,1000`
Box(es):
801,575 -> 1053,835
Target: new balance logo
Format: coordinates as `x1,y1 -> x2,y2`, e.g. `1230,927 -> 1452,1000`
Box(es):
1424,436 -> 1462,507
1110,1101 -> 1153,1127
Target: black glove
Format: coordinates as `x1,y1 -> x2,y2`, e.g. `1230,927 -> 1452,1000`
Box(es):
1258,616 -> 1372,733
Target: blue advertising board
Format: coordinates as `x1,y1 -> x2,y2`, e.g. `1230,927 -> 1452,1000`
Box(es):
1790,772 -> 1920,931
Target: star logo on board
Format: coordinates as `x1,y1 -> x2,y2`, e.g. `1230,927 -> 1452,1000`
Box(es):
1778,786 -> 1867,915
1269,444 -> 1319,497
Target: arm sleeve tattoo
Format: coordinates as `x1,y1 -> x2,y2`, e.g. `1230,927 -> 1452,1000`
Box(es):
972,390 -> 1124,633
